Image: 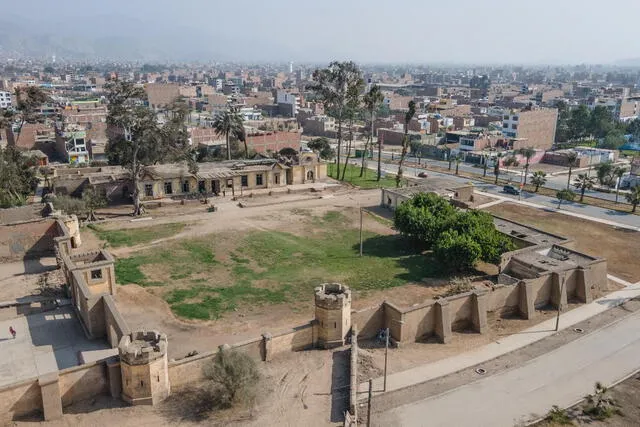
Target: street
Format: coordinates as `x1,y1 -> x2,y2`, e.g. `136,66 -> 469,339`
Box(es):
363,159 -> 640,229
375,309 -> 640,427
374,150 -> 630,204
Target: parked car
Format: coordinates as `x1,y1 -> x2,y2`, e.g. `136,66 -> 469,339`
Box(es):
418,172 -> 428,178
503,185 -> 520,195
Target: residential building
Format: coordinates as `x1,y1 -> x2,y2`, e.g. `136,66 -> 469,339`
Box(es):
377,128 -> 423,146
501,107 -> 558,150
458,133 -> 503,151
0,90 -> 11,108
302,115 -> 336,137
145,83 -> 181,110
55,126 -> 90,164
276,90 -> 301,117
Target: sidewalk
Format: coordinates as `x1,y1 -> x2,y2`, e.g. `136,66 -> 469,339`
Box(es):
358,279 -> 640,398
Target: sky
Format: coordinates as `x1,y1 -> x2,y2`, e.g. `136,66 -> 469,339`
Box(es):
4,0 -> 640,64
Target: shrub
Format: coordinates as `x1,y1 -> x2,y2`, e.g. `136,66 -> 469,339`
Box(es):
203,349 -> 260,408
433,230 -> 482,271
440,276 -> 474,298
545,405 -> 573,425
51,194 -> 87,216
582,382 -> 621,421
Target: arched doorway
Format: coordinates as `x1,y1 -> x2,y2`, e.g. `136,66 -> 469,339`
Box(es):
306,170 -> 314,181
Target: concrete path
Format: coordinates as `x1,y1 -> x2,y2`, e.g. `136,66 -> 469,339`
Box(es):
359,280 -> 640,397
376,307 -> 640,426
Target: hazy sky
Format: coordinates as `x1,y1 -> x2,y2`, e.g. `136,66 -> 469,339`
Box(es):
6,0 -> 640,64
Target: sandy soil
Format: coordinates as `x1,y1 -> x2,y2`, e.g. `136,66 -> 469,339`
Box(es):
484,202 -> 640,283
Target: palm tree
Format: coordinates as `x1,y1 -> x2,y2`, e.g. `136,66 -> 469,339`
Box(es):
573,173 -> 596,202
613,166 -> 627,203
396,101 -> 416,188
212,106 -> 244,160
493,153 -> 503,184
362,85 -> 384,179
454,155 -> 462,175
565,151 -> 578,189
556,189 -> 576,209
594,162 -> 614,187
531,171 -> 547,192
482,154 -> 489,177
518,147 -> 536,186
626,185 -> 640,213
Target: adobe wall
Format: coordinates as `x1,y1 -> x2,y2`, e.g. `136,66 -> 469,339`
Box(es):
486,284 -> 520,315
270,323 -> 314,356
352,305 -> 385,339
0,379 -> 42,423
59,362 -> 109,407
449,292 -> 474,331
103,295 -> 131,348
398,302 -> 436,342
168,351 -> 217,390
0,218 -> 57,261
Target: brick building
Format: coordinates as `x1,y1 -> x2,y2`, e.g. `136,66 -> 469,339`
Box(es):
501,107 -> 558,150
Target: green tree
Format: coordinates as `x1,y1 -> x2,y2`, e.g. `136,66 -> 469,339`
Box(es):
361,85 -> 384,179
396,100 -> 416,187
594,162 -> 614,187
518,147 -> 535,185
13,86 -> 51,144
82,187 -> 107,222
573,173 -> 596,202
454,154 -> 462,175
568,104 -> 591,140
599,130 -> 626,150
307,137 -> 334,160
531,171 -> 547,192
0,147 -> 39,207
105,81 -> 190,216
554,100 -> 571,142
565,151 -> 579,189
626,185 -> 640,213
433,230 -> 481,271
212,107 -> 245,160
589,106 -> 614,139
556,188 -> 576,209
613,166 -> 627,203
503,156 -> 520,168
203,349 -> 260,408
493,153 -> 503,184
311,62 -> 364,181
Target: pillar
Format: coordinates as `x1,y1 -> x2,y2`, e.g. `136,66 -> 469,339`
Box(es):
106,358 -> 122,399
575,268 -> 592,303
435,300 -> 452,344
261,333 -> 273,362
471,290 -> 488,334
39,372 -> 62,421
519,281 -> 536,320
551,273 -> 568,310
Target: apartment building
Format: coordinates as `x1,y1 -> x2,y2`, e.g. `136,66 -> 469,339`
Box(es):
501,107 -> 558,150
55,126 -> 90,164
302,115 -> 336,137
0,91 -> 11,108
276,90 -> 301,117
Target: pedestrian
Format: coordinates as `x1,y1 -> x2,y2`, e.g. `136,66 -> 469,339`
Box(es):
222,189 -> 226,197
9,326 -> 16,339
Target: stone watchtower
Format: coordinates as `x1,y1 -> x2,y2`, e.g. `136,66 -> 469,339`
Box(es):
314,283 -> 352,349
119,331 -> 170,405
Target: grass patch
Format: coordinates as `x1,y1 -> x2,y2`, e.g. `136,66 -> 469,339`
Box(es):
328,163 -> 397,189
88,222 -> 185,248
115,210 -> 442,319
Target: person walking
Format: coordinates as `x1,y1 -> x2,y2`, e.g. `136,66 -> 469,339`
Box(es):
9,326 -> 16,339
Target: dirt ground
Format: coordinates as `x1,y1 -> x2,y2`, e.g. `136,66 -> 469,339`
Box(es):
484,202 -> 640,283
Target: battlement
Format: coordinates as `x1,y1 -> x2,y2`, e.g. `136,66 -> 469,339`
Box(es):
314,283 -> 351,310
119,331 -> 168,366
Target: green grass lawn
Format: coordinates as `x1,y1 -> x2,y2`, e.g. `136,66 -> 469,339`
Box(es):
115,211 -> 440,320
328,162 -> 398,189
87,222 -> 185,248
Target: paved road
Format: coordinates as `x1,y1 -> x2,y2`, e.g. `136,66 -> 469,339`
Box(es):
376,309 -> 640,427
376,151 -> 630,204
363,159 -> 640,229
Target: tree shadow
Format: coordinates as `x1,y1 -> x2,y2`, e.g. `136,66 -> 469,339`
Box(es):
159,385 -> 216,423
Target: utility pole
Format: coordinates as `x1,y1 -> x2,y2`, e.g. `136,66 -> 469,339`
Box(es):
555,277 -> 566,331
383,327 -> 389,391
359,207 -> 363,257
367,378 -> 373,427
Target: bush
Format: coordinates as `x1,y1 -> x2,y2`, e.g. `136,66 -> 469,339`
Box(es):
583,382 -> 621,421
434,230 -> 481,271
203,349 -> 260,408
51,194 -> 87,216
545,405 -> 573,425
440,276 -> 474,297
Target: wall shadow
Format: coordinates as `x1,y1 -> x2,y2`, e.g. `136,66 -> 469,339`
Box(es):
330,349 -> 350,423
